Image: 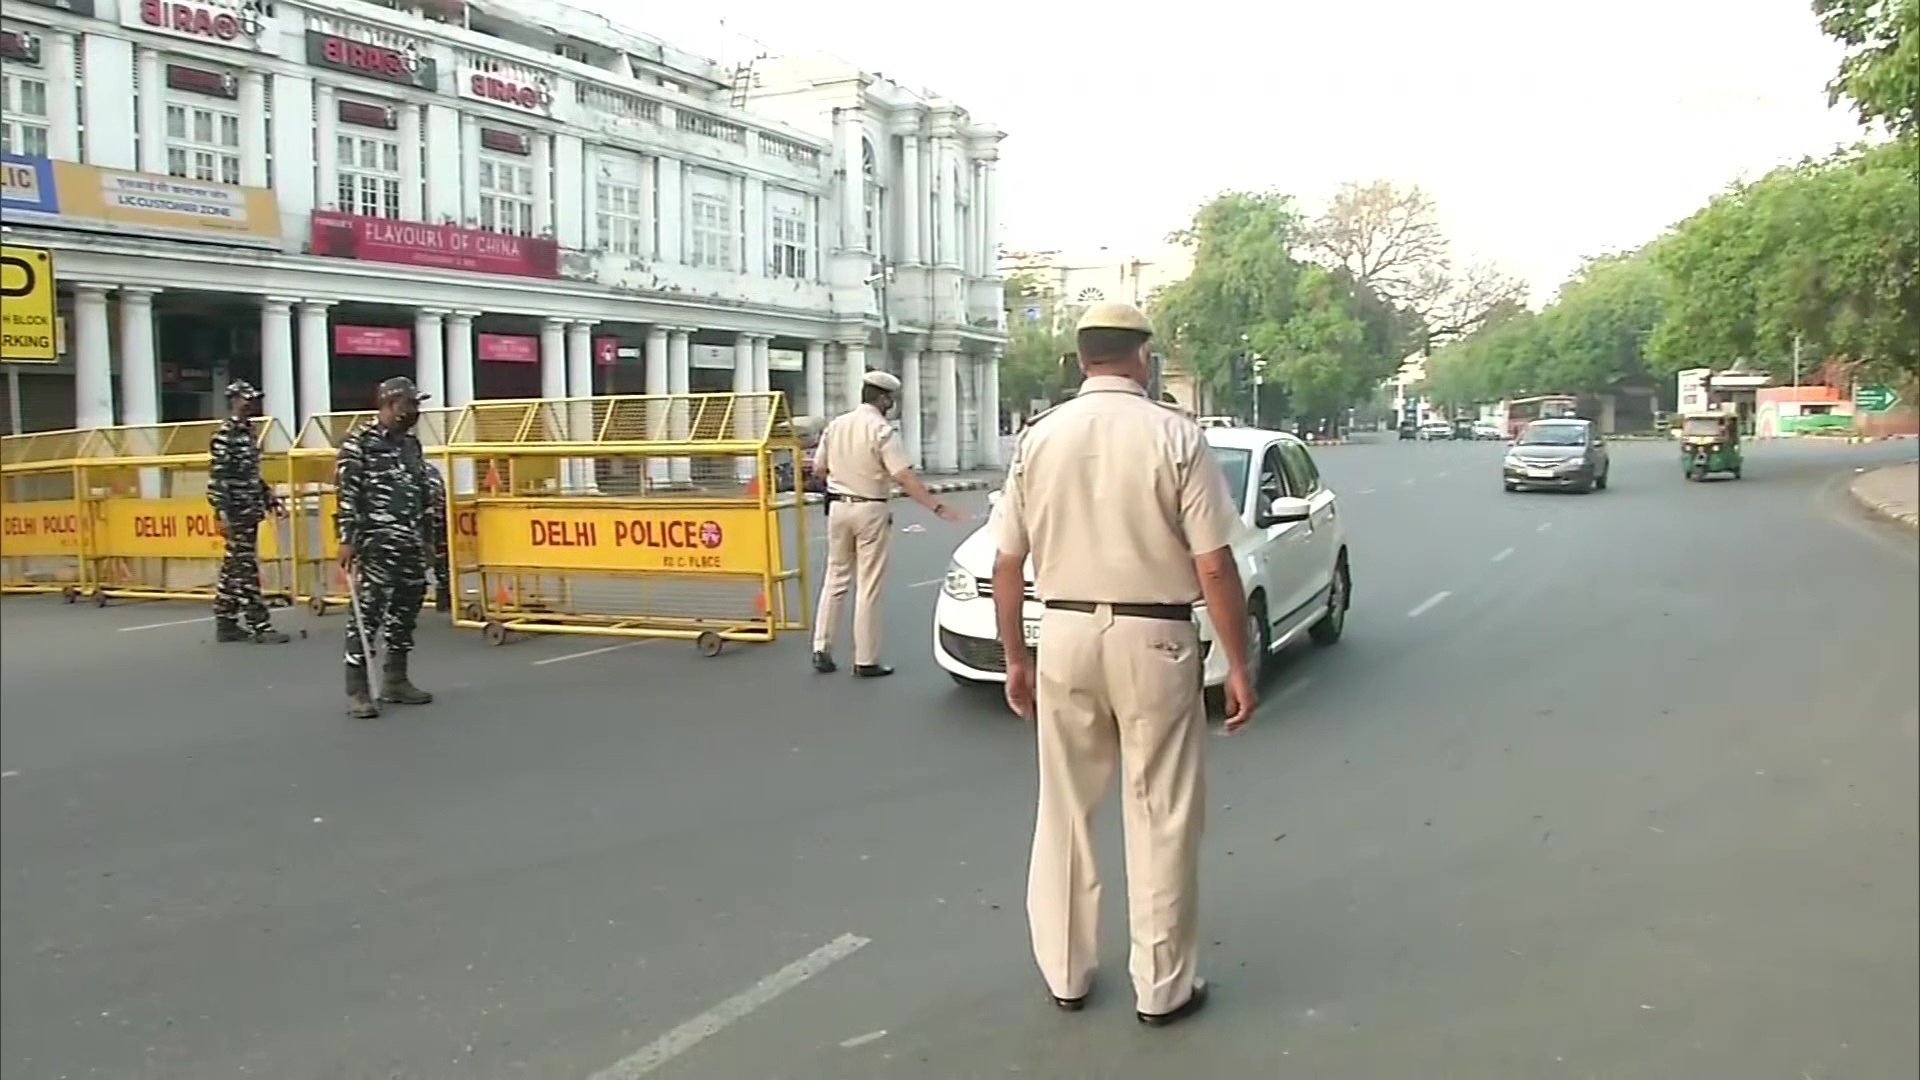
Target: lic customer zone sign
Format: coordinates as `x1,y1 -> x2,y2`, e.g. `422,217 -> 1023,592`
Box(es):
0,244 -> 58,363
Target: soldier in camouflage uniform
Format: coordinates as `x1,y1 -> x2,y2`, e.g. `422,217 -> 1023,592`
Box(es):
335,377 -> 436,718
208,380 -> 290,644
403,431 -> 455,613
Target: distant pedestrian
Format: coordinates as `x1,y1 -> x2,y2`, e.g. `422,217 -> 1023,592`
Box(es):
991,301 -> 1257,1026
208,380 -> 289,644
334,377 -> 436,718
810,369 -> 962,677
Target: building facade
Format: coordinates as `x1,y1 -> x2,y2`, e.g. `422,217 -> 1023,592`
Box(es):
0,0 -> 1005,471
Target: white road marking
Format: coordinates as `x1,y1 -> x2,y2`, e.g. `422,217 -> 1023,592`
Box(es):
908,578 -> 942,588
1402,478 -> 1416,486
530,640 -> 651,666
1,770 -> 18,780
1407,591 -> 1452,618
1491,546 -> 1515,563
840,1030 -> 888,1049
1536,522 -> 1553,533
588,932 -> 871,1079
1358,488 -> 1376,495
1436,471 -> 1450,478
117,616 -> 214,632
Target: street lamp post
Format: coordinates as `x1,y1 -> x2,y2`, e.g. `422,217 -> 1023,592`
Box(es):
1251,357 -> 1268,427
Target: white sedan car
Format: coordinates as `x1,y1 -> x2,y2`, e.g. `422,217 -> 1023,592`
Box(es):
933,427 -> 1351,691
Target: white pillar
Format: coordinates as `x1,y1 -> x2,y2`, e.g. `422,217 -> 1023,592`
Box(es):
982,351 -> 1002,466
732,333 -> 755,481
260,298 -> 297,435
899,134 -> 922,265
842,342 -> 867,412
314,86 -> 337,209
935,349 -> 959,472
138,48 -> 165,174
982,160 -> 998,272
73,286 -> 114,429
900,346 -> 923,469
297,301 -> 333,430
239,72 -> 268,188
752,335 -> 771,395
445,311 -> 477,492
934,139 -> 957,268
645,326 -> 669,483
413,309 -> 446,406
117,289 -> 159,428
397,103 -> 424,221
803,341 -> 825,420
459,115 -> 481,225
566,319 -> 596,490
532,133 -> 554,236
667,328 -> 692,485
839,109 -> 865,251
46,33 -> 78,161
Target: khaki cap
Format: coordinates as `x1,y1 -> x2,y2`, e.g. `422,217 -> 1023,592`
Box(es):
1075,301 -> 1154,336
862,369 -> 902,392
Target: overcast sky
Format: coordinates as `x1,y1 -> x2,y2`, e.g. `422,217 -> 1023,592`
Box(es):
578,0 -> 1869,304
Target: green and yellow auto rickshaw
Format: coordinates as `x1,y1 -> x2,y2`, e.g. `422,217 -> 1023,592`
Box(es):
1679,411 -> 1743,481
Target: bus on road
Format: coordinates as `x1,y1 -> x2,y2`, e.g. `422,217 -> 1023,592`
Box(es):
1504,394 -> 1579,438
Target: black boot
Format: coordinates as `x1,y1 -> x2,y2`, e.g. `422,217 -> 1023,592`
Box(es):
345,663 -> 380,719
215,619 -> 250,643
381,652 -> 434,705
250,625 -> 291,644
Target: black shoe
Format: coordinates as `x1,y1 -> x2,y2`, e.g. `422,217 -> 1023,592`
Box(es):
214,620 -> 249,643
433,591 -> 452,614
250,627 -> 291,644
853,664 -> 894,679
1136,979 -> 1208,1027
812,651 -> 837,674
1050,977 -> 1092,1012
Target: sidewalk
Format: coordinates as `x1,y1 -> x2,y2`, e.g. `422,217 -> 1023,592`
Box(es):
1849,463 -> 1919,531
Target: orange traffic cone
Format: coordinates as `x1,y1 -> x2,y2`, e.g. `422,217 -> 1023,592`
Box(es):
493,577 -> 511,610
751,589 -> 768,617
745,474 -> 760,499
482,461 -> 501,494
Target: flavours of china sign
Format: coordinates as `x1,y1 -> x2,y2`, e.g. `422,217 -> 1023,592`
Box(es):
309,211 -> 558,279
123,0 -> 277,52
305,31 -> 437,91
457,69 -> 552,115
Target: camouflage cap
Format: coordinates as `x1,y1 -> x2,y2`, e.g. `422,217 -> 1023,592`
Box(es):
376,376 -> 431,403
225,379 -> 263,400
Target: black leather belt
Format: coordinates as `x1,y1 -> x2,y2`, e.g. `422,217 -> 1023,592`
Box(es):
1043,600 -> 1193,621
825,492 -> 888,503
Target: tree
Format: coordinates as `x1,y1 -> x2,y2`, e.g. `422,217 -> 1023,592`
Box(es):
1000,271 -> 1075,411
1813,0 -> 1920,137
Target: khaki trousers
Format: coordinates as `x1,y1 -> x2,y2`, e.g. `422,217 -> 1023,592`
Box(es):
811,499 -> 892,665
1027,606 -> 1207,1015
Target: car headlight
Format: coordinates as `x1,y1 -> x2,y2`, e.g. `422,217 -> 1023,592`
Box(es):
942,562 -> 978,601
1565,456 -> 1585,467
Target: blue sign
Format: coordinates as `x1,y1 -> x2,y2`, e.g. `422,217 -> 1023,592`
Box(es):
1,153 -> 59,215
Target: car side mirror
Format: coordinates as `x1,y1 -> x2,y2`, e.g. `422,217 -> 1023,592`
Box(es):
1256,496 -> 1311,527
986,489 -> 1002,507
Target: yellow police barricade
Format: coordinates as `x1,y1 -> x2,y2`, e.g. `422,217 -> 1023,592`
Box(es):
287,407 -> 463,615
0,427 -> 93,598
442,391 -> 808,655
74,419 -> 297,606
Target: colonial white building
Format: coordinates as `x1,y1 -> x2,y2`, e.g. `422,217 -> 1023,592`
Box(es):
0,0 -> 1005,471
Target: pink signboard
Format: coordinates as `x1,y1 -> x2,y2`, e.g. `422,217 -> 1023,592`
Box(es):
593,336 -> 618,367
334,324 -> 412,357
477,333 -> 538,363
309,211 -> 560,279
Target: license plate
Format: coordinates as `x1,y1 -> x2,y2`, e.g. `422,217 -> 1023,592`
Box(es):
1022,620 -> 1040,647
1526,468 -> 1556,479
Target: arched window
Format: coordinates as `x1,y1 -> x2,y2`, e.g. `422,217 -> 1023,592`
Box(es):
862,137 -> 882,253
1076,287 -> 1106,304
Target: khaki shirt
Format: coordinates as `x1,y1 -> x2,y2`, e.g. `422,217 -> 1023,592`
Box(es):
992,376 -> 1239,604
816,402 -> 911,499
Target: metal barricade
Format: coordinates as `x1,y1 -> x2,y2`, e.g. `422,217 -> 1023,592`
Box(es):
75,419 -> 296,606
442,392 -> 809,655
0,428 -> 91,597
287,407 -> 462,615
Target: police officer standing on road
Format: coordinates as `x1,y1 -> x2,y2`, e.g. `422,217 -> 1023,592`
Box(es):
208,380 -> 290,644
810,369 -> 962,677
991,301 -> 1257,1026
335,377 -> 436,718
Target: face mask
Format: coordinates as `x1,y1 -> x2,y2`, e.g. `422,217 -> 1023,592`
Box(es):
400,408 -> 422,431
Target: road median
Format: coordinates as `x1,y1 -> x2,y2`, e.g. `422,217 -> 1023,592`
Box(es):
1848,463 -> 1919,531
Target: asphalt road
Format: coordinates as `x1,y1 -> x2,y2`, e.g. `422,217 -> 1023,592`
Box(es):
3,436 -> 1916,1080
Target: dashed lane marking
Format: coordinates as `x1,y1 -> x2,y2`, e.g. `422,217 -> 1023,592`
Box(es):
909,578 -> 942,588
1358,489 -> 1376,495
588,932 -> 871,1079
1491,546 -> 1515,563
531,640 -> 653,666
1407,591 -> 1452,618
1,770 -> 18,780
117,616 -> 215,632
1536,521 -> 1553,533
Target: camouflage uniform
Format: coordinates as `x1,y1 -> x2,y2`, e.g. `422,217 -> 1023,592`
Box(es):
336,377 -> 436,716
208,380 -> 288,644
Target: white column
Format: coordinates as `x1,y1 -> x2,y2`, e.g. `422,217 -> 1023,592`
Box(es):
460,115 -> 481,225
656,158 -> 682,264
645,327 -> 669,483
445,311 -> 477,493
566,320 -> 596,490
239,72 -> 268,188
411,309 -> 446,407
314,85 -> 337,209
137,48 -> 165,174
982,351 -> 1002,466
933,139 -> 957,268
732,333 -> 755,481
803,341 -> 826,420
982,160 -> 998,272
116,289 -> 160,428
900,346 -> 924,469
532,133 -> 554,236
752,335 -> 771,395
260,298 -> 297,435
397,103 -> 424,221
839,109 -> 865,251
46,33 -> 78,160
73,286 -> 114,429
667,328 -> 693,485
899,134 -> 922,265
297,301 -> 333,430
935,349 -> 959,472
539,317 -> 567,403
842,342 -> 867,412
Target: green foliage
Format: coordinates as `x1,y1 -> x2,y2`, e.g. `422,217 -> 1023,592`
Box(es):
1813,0 -> 1920,137
1000,271 -> 1075,410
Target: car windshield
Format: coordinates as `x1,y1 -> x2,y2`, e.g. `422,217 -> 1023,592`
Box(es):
1517,423 -> 1587,447
1210,446 -> 1251,515
1682,417 -> 1728,437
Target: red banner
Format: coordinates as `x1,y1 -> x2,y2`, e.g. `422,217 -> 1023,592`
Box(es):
309,211 -> 558,279
477,333 -> 537,363
334,324 -> 411,357
594,336 -> 618,367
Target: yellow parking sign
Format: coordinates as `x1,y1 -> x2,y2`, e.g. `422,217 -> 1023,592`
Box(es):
1,245 -> 58,363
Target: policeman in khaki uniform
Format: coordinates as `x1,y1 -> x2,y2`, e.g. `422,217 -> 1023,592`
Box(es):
811,369 -> 962,677
991,301 -> 1258,1026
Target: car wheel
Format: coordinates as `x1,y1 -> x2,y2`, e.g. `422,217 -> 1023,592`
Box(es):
1596,469 -> 1609,491
950,672 -> 984,689
1245,595 -> 1271,681
1504,482 -> 1518,492
1309,554 -> 1349,647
